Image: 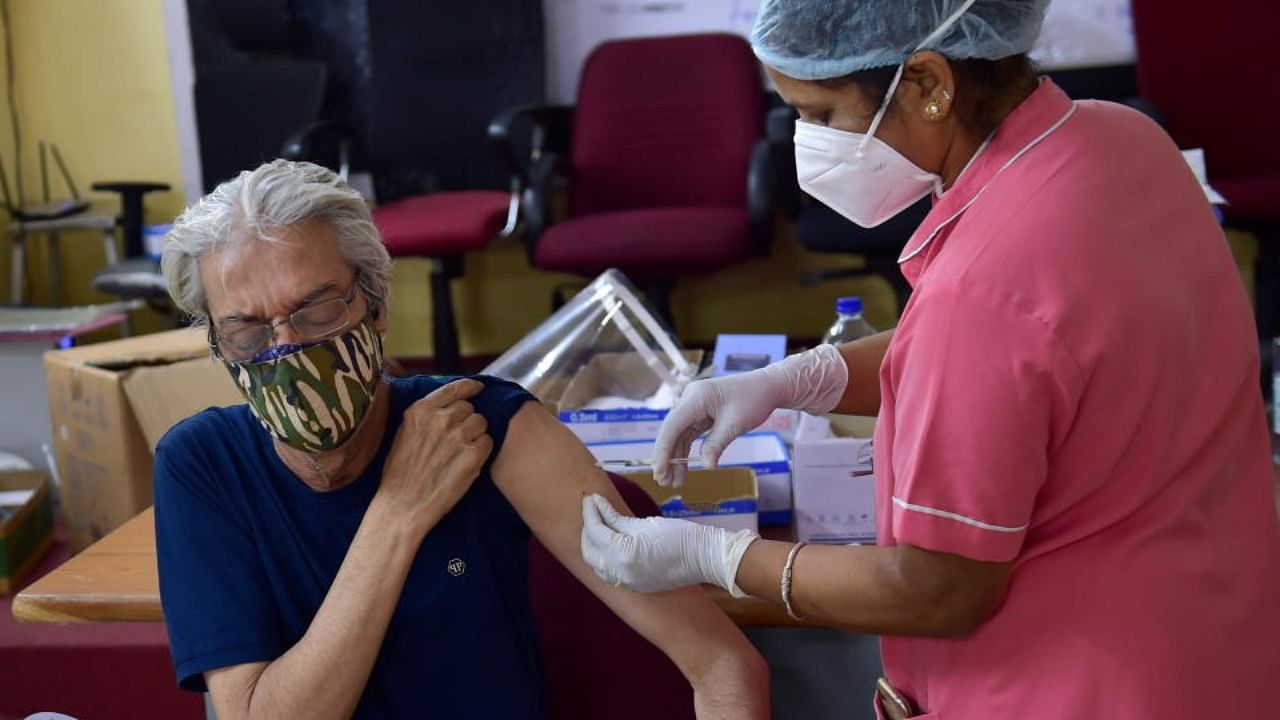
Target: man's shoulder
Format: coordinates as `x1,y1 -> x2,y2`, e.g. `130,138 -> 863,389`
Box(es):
394,374 -> 536,421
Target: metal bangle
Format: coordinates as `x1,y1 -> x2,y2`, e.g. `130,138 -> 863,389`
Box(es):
781,541 -> 808,621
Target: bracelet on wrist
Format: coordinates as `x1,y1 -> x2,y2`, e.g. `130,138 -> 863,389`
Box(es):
781,541 -> 808,621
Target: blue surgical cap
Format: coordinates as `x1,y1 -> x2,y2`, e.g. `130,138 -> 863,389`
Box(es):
751,0 -> 1050,81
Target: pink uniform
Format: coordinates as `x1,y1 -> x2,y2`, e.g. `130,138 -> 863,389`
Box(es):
873,79 -> 1280,718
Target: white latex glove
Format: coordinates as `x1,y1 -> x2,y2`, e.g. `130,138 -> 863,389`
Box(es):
580,494 -> 759,596
654,343 -> 850,485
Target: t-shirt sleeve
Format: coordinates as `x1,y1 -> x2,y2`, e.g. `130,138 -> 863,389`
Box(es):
154,413 -> 285,691
886,284 -> 1080,562
467,375 -> 539,466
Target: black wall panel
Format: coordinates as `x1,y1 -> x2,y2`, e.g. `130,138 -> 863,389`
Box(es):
188,0 -> 545,198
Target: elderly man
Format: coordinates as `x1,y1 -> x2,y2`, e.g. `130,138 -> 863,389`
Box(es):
154,160 -> 767,720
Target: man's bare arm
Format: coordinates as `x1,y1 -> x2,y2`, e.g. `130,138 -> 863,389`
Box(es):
493,403 -> 770,720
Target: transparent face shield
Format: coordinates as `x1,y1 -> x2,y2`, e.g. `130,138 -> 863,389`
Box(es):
483,269 -> 697,405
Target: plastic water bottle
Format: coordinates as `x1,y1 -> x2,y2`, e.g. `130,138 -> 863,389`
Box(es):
822,296 -> 877,346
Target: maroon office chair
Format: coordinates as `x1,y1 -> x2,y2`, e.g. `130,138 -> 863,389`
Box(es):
282,124 -> 520,373
1131,1 -> 1280,344
505,34 -> 773,324
528,473 -> 695,720
372,189 -> 515,373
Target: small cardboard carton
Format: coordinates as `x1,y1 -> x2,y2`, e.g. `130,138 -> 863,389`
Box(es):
44,328 -> 243,552
620,468 -> 758,533
0,470 -> 55,593
556,350 -> 702,444
792,413 -> 878,544
588,431 -> 793,524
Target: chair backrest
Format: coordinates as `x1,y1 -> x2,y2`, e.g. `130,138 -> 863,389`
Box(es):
363,1 -> 545,200
528,473 -> 695,720
1131,0 -> 1280,180
188,0 -> 327,191
569,33 -> 764,217
195,61 -> 327,190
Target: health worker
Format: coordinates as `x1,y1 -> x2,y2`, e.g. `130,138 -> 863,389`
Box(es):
581,1 -> 1280,717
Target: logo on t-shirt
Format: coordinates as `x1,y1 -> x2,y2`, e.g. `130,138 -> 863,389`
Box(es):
447,558 -> 467,577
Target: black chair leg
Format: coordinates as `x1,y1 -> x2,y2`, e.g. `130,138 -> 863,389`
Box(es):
431,257 -> 463,375
1255,232 -> 1279,343
1254,230 -> 1279,401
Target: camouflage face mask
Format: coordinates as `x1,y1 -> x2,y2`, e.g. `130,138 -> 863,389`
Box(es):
223,318 -> 384,453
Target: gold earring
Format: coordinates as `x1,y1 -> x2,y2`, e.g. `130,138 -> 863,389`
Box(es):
925,100 -> 944,120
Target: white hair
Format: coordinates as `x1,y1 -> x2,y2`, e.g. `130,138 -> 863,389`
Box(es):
162,159 -> 392,325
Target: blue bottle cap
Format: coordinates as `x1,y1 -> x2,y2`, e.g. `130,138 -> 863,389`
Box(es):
836,296 -> 862,315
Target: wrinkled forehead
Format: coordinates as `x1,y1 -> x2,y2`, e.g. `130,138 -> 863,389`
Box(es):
200,219 -> 352,320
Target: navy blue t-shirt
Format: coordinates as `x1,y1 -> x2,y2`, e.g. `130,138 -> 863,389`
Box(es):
154,375 -> 543,719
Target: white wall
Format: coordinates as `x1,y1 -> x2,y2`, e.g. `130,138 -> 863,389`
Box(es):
161,0 -> 202,205
542,0 -> 1135,103
1032,0 -> 1135,70
543,0 -> 762,102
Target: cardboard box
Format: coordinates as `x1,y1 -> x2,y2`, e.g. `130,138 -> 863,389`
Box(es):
620,468 -> 758,533
588,431 -> 793,525
44,328 -> 243,552
556,350 -> 702,444
0,470 -> 55,593
792,413 -> 878,544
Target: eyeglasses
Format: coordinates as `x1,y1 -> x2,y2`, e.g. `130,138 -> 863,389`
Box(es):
210,279 -> 361,363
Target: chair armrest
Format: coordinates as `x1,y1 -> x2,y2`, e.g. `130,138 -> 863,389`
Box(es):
765,106 -> 801,219
489,104 -> 576,242
747,138 -> 774,250
280,121 -> 359,179
522,151 -> 567,246
488,103 -> 575,177
490,105 -> 575,246
766,105 -> 797,144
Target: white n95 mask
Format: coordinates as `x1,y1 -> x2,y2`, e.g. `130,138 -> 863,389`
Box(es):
794,117 -> 942,229
794,0 -> 980,229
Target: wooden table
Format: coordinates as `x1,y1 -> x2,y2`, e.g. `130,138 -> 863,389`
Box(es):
12,507 -> 808,626
13,508 -> 161,623
19,463 -> 1280,626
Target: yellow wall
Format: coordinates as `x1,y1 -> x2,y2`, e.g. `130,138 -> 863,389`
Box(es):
0,0 -> 184,329
0,6 -> 15,302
